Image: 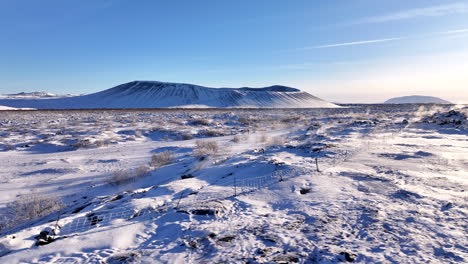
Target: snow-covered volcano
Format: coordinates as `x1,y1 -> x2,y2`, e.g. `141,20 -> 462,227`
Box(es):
0,81 -> 337,109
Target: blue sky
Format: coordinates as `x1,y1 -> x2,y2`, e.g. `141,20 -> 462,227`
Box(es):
1,0 -> 467,103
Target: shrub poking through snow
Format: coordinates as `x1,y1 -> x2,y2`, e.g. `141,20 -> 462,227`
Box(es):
135,165 -> 151,177
1,193 -> 64,231
180,132 -> 193,140
150,151 -> 174,168
231,135 -> 241,143
106,170 -> 134,186
281,115 -> 303,123
259,134 -> 269,143
94,139 -> 111,148
72,139 -> 110,149
238,117 -> 258,126
106,166 -> 150,186
267,136 -> 287,147
194,140 -> 219,156
198,129 -> 223,137
191,118 -> 211,126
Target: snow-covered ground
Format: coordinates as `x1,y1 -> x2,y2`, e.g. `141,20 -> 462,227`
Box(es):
0,105 -> 466,263
0,106 -> 35,111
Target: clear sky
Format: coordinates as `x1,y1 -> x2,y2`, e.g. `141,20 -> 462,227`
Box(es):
1,0 -> 467,103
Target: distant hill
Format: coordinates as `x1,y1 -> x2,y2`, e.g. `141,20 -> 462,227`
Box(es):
0,81 -> 338,109
0,91 -> 74,99
384,95 -> 452,104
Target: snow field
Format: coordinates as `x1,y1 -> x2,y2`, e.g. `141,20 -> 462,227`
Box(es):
0,105 -> 466,263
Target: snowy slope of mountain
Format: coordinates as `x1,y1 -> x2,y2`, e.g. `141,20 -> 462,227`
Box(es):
0,81 -> 337,109
384,95 -> 452,104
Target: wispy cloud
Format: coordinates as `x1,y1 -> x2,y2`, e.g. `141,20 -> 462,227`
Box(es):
439,28 -> 468,35
358,2 -> 468,23
303,28 -> 468,50
306,37 -> 403,49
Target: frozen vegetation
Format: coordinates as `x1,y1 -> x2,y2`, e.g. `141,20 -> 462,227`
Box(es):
0,105 -> 467,263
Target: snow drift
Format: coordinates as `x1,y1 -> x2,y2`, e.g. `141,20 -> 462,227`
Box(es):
0,81 -> 337,109
384,95 -> 452,104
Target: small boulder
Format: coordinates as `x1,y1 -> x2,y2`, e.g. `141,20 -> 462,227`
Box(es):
34,228 -> 56,246
181,174 -> 194,179
339,252 -> 357,262
217,236 -> 235,242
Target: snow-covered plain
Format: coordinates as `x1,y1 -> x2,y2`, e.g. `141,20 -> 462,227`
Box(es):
0,105 -> 467,263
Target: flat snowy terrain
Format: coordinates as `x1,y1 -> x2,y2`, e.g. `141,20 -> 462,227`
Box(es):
0,105 -> 466,263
